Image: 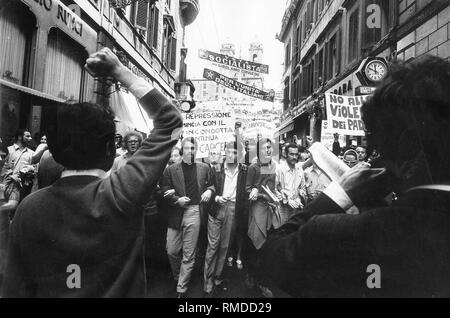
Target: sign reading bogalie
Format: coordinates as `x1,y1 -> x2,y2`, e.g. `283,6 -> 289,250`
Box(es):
199,49 -> 269,74
182,111 -> 236,158
203,68 -> 274,102
325,93 -> 370,136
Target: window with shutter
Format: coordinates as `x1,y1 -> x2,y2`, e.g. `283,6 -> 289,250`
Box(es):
147,5 -> 159,49
313,0 -> 318,23
153,7 -> 159,49
313,53 -> 319,90
348,7 -> 360,63
307,1 -> 313,31
135,0 -> 149,29
336,29 -> 341,74
170,36 -> 177,71
318,49 -> 323,86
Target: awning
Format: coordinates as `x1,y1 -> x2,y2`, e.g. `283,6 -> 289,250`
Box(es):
110,89 -> 153,135
278,122 -> 294,135
0,78 -> 65,103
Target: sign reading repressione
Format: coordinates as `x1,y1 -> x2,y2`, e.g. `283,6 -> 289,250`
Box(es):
325,93 -> 370,136
182,111 -> 236,158
203,68 -> 274,102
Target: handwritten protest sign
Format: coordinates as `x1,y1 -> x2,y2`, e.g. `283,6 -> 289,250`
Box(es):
320,120 -> 347,151
325,93 -> 370,136
182,111 -> 236,158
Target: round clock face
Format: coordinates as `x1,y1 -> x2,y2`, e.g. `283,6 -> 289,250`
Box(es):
365,60 -> 387,82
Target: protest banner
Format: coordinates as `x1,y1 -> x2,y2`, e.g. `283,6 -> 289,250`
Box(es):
199,49 -> 269,74
324,93 -> 370,136
203,68 -> 274,102
182,110 -> 236,158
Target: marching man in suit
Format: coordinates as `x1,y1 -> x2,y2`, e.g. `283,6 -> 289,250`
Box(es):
161,137 -> 215,298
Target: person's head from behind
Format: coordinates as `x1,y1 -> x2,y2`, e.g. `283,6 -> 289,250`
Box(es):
284,143 -> 299,167
355,146 -> 366,162
123,131 -> 143,155
343,149 -> 358,168
170,146 -> 181,165
181,137 -> 197,164
362,55 -> 450,191
47,102 -> 116,172
15,129 -> 32,148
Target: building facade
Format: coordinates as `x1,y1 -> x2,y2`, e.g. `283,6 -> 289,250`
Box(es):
0,0 -> 199,145
277,0 -> 450,149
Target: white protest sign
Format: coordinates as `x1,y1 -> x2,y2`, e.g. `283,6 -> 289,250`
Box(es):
320,121 -> 346,151
325,93 -> 370,136
182,110 -> 236,158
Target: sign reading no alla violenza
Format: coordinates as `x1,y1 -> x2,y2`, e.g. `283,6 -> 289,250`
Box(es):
325,93 -> 370,136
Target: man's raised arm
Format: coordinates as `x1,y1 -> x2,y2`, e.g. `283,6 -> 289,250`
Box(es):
85,48 -> 183,213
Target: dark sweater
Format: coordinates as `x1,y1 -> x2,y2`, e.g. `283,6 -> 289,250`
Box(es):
181,162 -> 201,205
1,89 -> 182,298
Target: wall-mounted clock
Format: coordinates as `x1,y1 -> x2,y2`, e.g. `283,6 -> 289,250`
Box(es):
364,59 -> 388,82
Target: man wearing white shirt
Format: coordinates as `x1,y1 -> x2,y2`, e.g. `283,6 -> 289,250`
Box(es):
275,143 -> 307,229
203,139 -> 247,297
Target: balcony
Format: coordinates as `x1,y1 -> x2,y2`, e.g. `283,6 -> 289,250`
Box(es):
180,0 -> 200,26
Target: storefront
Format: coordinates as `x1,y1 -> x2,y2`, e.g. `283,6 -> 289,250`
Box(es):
0,0 -> 97,145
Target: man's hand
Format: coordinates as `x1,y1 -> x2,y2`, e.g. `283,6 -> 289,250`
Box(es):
201,189 -> 212,203
85,48 -> 124,79
338,163 -> 387,206
176,196 -> 191,207
249,188 -> 258,201
164,189 -> 175,197
215,195 -> 227,205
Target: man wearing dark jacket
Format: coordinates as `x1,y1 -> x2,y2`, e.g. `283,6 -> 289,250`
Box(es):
160,137 -> 215,297
263,55 -> 450,297
1,48 -> 183,298
203,139 -> 247,296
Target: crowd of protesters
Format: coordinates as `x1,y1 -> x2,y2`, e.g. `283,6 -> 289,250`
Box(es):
0,50 -> 450,298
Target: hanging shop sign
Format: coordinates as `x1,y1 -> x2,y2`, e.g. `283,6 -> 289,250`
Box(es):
203,68 -> 274,102
325,93 -> 370,136
199,49 -> 269,74
21,0 -> 97,53
182,110 -> 236,158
